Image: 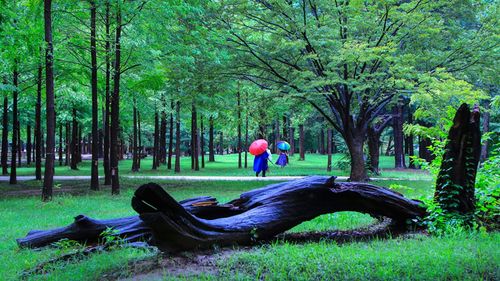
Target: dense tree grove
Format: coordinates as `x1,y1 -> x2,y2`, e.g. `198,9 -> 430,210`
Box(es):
0,0 -> 497,199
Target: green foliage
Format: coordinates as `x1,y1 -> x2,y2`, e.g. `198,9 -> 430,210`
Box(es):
475,145 -> 500,229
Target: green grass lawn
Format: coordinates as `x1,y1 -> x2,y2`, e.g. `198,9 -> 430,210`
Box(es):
13,153 -> 432,180
0,178 -> 498,280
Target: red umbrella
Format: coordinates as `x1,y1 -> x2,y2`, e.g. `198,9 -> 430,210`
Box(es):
249,139 -> 268,156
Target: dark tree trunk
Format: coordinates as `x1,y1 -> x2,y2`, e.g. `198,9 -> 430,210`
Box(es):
71,109 -> 78,170
480,102 -> 490,162
406,109 -> 415,168
208,116 -> 215,162
102,0 -> 111,186
35,64 -> 42,180
17,177 -> 426,251
327,129 -> 332,172
274,119 -> 280,154
159,99 -> 167,165
289,127 -> 295,156
89,0 -> 99,191
167,100 -> 174,169
174,101 -> 181,173
393,101 -> 406,169
282,115 -> 288,141
319,129 -> 325,155
435,104 -> 481,216
200,116 -> 205,168
367,115 -> 392,175
131,99 -> 138,172
346,132 -> 369,181
192,102 -> 199,171
17,121 -> 21,167
418,136 -> 434,162
244,103 -> 249,168
65,122 -> 70,166
42,0 -> 55,201
58,123 -> 63,166
10,61 -> 19,185
152,111 -> 159,170
110,5 -> 122,195
27,125 -> 32,166
298,124 -> 305,161
1,92 -> 8,175
385,135 -> 393,156
237,91 -> 242,168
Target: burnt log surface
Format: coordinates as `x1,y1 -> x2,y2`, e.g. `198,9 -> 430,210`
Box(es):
18,176 -> 426,251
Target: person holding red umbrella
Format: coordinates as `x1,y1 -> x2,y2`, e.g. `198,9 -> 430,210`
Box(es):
250,139 -> 272,177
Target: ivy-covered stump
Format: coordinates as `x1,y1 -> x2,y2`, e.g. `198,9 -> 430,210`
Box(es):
18,176 -> 426,251
434,103 -> 481,215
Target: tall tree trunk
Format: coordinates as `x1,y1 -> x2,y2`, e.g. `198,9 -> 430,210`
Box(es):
138,110 -> 141,169
174,101 -> 181,173
167,100 -> 174,169
274,119 -> 280,154
282,115 -> 288,141
200,116 -> 205,168
208,116 -> 215,162
17,121 -> 21,167
27,125 -> 32,166
418,136 -> 434,162
42,0 -> 55,200
298,124 -> 305,161
35,64 -> 42,180
152,111 -> 159,170
191,102 -> 199,171
319,129 -> 325,155
131,99 -> 138,172
393,101 -> 406,169
103,0 -> 111,185
10,61 -> 19,184
244,103 -> 249,168
346,133 -> 369,181
237,91 -> 242,168
58,123 -> 63,166
65,122 -> 70,166
1,91 -> 8,175
78,127 -> 82,163
367,128 -> 381,175
327,129 -> 332,172
71,109 -> 78,170
159,98 -> 167,165
110,4 -> 122,195
385,135 -> 393,156
89,0 -> 99,190
289,127 -> 295,156
480,102 -> 490,162
406,109 -> 415,168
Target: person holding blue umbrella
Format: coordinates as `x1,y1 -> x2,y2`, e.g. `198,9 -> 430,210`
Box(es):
275,141 -> 290,168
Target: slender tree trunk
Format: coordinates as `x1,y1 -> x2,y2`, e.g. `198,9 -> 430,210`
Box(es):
192,102 -> 199,171
71,109 -> 78,170
78,127 -> 82,163
367,127 -> 381,175
320,129 -> 325,155
393,101 -> 406,169
244,104 -> 249,168
282,115 -> 288,141
406,109 -> 415,168
174,101 -> 181,173
35,64 -> 42,180
88,0 -> 99,190
42,0 -> 55,200
289,127 -> 295,156
138,110 -> 141,169
27,125 -> 32,166
274,119 -> 280,154
327,129 -> 332,172
418,135 -> 434,162
132,99 -> 138,172
65,122 -> 70,166
208,116 -> 215,162
160,98 -> 167,164
58,123 -> 63,166
1,92 -> 8,175
167,100 -> 174,169
200,116 -> 205,168
237,91 -> 242,168
17,121 -> 21,167
298,124 -> 305,161
480,102 -> 490,162
152,111 -> 159,170
103,0 -> 111,185
385,135 -> 393,156
110,4 -> 122,195
10,61 -> 19,184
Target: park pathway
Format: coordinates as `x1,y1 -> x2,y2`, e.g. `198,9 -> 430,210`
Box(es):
0,175 -> 428,182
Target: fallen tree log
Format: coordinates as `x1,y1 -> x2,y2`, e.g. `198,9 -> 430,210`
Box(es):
18,176 -> 426,251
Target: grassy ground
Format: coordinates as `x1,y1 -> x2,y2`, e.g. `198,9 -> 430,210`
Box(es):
0,179 -> 498,280
13,153 -> 431,180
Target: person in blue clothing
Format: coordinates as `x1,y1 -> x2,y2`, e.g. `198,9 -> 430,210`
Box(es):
253,148 -> 272,177
275,150 -> 288,167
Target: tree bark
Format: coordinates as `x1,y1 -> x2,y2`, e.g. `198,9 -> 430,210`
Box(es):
435,104 -> 481,216
208,116 -> 215,162
244,103 -> 249,168
418,136 -> 434,162
89,0 -> 99,191
346,133 -> 369,181
17,121 -> 21,167
152,111 -> 159,170
200,116 -> 205,168
103,0 -> 111,185
298,124 -> 305,161
406,108 -> 415,168
237,91 -> 242,168
192,102 -> 199,171
327,129 -> 332,172
27,125 -> 32,166
110,4 -> 122,194
65,122 -> 70,166
42,0 -> 55,201
167,100 -> 174,169
159,99 -> 167,165
367,115 -> 392,175
393,101 -> 406,169
174,101 -> 181,173
289,127 -> 295,156
1,91 -> 8,175
10,60 -> 19,185
58,123 -> 63,166
35,64 -> 42,180
71,108 -> 78,170
319,129 -> 325,155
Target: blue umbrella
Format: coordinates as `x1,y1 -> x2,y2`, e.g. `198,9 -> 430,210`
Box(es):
277,141 -> 291,151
